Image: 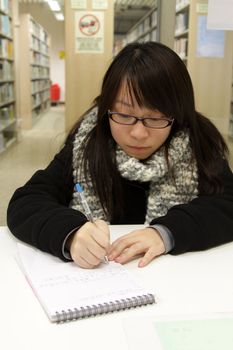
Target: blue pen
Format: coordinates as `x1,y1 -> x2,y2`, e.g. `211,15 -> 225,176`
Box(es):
75,183 -> 94,222
75,183 -> 109,264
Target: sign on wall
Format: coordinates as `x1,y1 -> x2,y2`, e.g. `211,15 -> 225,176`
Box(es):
92,0 -> 108,9
207,0 -> 233,30
75,11 -> 104,53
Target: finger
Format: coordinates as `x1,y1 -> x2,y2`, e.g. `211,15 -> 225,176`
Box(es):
109,229 -> 143,255
109,231 -> 135,249
83,247 -> 103,266
108,241 -> 128,260
79,221 -> 109,251
108,236 -> 137,260
86,239 -> 108,260
94,219 -> 110,238
70,226 -> 108,265
91,220 -> 110,249
77,223 -> 108,252
138,248 -> 158,268
72,242 -> 101,266
73,255 -> 97,269
114,241 -> 147,264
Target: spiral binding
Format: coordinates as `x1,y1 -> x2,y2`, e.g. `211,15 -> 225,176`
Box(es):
53,293 -> 155,323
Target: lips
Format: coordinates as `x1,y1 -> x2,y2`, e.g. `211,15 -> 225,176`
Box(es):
126,145 -> 151,156
127,146 -> 149,151
124,145 -> 152,159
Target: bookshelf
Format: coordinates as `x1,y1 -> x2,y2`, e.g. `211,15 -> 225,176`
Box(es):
173,0 -> 233,136
19,14 -> 50,129
126,6 -> 159,44
0,0 -> 17,154
114,3 -> 161,56
174,0 -> 189,62
229,65 -> 233,140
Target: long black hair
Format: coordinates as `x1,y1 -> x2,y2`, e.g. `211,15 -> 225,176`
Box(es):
67,41 -> 228,220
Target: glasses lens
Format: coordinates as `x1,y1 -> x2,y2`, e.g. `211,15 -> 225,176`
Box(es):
111,113 -> 135,125
109,111 -> 173,129
144,118 -> 171,128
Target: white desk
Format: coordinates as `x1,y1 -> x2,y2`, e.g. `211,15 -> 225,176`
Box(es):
1,225 -> 233,350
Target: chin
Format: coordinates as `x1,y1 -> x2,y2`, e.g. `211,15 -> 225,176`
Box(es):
130,153 -> 150,160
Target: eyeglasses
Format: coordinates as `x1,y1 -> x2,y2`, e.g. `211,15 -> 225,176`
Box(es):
108,110 -> 174,129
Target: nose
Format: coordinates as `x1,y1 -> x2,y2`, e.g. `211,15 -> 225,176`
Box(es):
129,120 -> 149,140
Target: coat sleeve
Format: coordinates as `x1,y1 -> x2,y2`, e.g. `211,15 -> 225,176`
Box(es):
7,141 -> 88,260
150,162 -> 233,254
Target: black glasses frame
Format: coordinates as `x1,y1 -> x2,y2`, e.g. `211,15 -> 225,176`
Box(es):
108,110 -> 174,129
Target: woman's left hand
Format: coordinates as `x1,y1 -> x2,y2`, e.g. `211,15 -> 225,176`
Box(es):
107,228 -> 165,267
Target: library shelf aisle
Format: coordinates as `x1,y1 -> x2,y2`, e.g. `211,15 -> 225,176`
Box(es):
0,0 -> 17,154
114,1 -> 161,56
19,14 -> 50,130
174,0 -> 233,137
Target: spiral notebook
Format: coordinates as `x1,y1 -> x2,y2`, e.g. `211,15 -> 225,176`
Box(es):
17,243 -> 155,323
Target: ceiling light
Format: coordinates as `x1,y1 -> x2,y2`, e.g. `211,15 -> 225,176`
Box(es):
48,0 -> 61,11
54,12 -> 64,21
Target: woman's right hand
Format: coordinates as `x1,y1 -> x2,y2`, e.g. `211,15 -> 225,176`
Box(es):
69,220 -> 110,268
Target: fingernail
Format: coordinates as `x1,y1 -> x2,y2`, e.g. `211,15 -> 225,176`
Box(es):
138,260 -> 144,268
115,257 -> 121,263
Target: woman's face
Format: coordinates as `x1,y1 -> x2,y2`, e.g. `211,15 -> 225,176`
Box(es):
109,86 -> 172,160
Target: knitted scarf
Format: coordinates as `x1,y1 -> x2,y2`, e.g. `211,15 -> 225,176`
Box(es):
71,108 -> 198,224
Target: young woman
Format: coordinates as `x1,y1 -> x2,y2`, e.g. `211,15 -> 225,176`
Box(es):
7,42 -> 233,269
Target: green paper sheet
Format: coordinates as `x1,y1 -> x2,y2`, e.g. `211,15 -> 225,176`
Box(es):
154,319 -> 233,350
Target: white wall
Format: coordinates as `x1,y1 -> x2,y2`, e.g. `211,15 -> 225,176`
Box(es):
19,3 -> 65,102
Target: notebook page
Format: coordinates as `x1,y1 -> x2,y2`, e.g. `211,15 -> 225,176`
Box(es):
17,243 -> 154,320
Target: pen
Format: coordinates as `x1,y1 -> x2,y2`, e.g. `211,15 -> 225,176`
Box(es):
75,183 -> 109,264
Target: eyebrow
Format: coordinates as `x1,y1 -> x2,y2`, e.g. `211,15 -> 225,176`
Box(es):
115,100 -> 161,115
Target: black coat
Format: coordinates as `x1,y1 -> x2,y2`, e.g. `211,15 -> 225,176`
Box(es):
7,140 -> 233,260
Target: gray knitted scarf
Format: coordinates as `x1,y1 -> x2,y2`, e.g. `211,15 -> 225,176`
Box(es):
71,108 -> 198,224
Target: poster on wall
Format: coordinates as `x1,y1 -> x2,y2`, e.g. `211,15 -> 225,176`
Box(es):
75,11 -> 104,53
71,0 -> 87,9
196,15 -> 225,58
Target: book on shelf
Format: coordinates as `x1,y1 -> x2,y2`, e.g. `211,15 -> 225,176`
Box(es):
0,59 -> 13,80
176,0 -> 190,11
151,10 -> 157,27
0,0 -> 11,14
0,131 -> 4,151
0,81 -> 14,103
175,12 -> 189,35
0,13 -> 11,37
174,37 -> 188,59
0,38 -> 13,59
